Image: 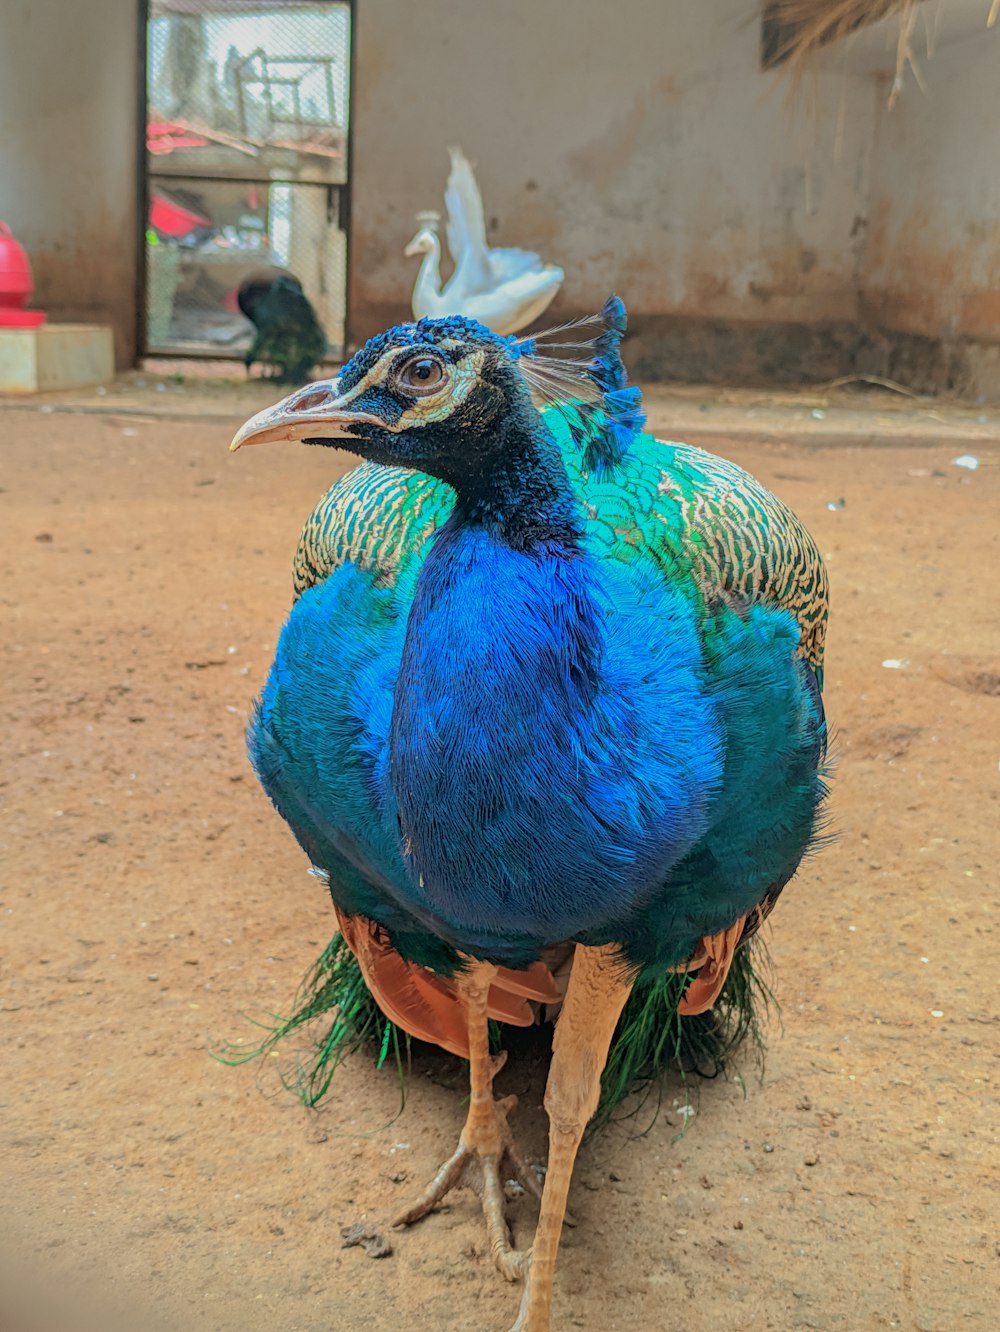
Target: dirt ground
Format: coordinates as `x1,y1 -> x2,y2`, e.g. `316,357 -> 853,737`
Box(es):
1,375 -> 997,1332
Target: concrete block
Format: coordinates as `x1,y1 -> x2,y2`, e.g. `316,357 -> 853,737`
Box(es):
0,323 -> 115,394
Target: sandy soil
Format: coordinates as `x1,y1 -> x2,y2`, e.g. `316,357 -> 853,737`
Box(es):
1,381 -> 997,1332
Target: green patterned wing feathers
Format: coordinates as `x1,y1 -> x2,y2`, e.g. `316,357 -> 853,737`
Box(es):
645,442 -> 829,676
645,442 -> 830,946
291,434 -> 828,686
292,462 -> 455,598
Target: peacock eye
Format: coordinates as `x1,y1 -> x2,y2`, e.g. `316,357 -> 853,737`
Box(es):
395,354 -> 447,396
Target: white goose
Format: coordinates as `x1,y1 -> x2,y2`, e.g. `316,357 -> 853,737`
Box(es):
405,147 -> 564,336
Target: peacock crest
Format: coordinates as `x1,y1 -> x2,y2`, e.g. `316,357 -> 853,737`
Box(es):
513,295 -> 646,477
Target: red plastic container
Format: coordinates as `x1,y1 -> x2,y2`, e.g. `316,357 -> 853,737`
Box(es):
0,221 -> 46,327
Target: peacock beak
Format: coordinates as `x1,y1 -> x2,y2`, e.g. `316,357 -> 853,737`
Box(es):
229,381 -> 384,451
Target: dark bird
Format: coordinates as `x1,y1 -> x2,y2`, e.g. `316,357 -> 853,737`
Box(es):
237,267 -> 327,384
230,298 -> 829,1332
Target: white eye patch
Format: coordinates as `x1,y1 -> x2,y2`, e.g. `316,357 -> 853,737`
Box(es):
340,348 -> 487,431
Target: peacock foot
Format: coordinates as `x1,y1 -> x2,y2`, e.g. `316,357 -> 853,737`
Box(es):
393,1082 -> 539,1281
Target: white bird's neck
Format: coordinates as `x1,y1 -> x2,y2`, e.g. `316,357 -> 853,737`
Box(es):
411,235 -> 444,314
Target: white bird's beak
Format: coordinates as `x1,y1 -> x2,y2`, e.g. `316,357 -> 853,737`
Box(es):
229,380 -> 383,452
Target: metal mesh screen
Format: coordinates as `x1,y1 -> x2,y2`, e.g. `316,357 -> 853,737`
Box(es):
145,1 -> 350,359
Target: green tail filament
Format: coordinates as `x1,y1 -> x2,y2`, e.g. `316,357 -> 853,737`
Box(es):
218,933 -> 774,1128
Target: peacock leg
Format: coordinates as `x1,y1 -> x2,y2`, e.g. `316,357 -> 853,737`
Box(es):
508,944 -> 633,1332
393,960 -> 538,1280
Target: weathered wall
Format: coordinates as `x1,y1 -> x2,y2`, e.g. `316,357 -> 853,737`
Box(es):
0,0 -> 141,368
860,30 -> 1000,394
349,0 -> 877,379
1,1 -> 994,388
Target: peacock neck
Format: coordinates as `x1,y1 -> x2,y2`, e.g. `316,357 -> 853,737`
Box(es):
445,403 -> 585,554
417,237 -> 443,301
389,436 -> 607,945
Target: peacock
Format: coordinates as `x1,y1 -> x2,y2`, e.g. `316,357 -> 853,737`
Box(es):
405,147 -> 564,335
237,268 -> 327,385
230,297 -> 829,1332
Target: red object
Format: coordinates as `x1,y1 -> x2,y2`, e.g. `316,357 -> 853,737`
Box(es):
149,193 -> 212,239
0,307 -> 47,328
147,121 -> 210,155
0,221 -> 46,327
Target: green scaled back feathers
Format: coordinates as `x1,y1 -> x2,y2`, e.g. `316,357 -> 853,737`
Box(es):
294,423 -> 827,674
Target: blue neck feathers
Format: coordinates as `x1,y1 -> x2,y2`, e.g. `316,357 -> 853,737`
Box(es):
448,398 -> 584,553
386,407 -> 720,957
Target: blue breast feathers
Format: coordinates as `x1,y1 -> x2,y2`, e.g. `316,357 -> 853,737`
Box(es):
250,533 -> 727,968
388,519 -> 722,955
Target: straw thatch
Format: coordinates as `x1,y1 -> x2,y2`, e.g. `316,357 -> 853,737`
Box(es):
763,1 -> 1000,106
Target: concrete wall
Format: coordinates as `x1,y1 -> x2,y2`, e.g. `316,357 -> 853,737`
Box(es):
860,31 -> 1000,393
1,0 -> 996,388
0,0 -> 141,369
349,0 -> 879,379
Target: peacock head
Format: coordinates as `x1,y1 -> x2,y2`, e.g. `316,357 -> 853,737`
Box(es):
229,299 -> 645,485
403,230 -> 437,259
403,211 -> 441,258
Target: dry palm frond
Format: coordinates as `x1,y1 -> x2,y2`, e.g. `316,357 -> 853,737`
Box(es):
762,1 -> 921,106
